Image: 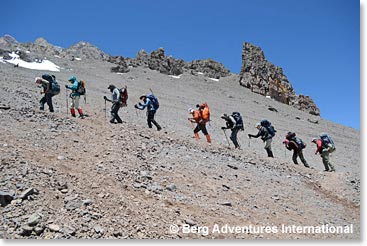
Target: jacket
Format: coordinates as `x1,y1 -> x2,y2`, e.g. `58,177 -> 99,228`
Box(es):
66,80 -> 81,97
111,88 -> 120,103
190,110 -> 202,124
137,98 -> 155,111
252,126 -> 271,141
314,139 -> 324,154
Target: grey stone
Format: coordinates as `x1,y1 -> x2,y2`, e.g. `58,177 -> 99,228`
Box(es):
27,213 -> 42,226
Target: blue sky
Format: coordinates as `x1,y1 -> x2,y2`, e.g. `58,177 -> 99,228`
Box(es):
1,0 -> 360,129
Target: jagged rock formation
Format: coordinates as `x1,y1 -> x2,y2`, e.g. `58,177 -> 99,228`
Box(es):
186,59 -> 231,79
239,42 -> 320,115
107,47 -> 231,78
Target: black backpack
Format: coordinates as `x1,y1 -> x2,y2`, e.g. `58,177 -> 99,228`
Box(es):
261,119 -> 276,137
232,112 -> 244,130
294,137 -> 306,149
42,74 -> 60,95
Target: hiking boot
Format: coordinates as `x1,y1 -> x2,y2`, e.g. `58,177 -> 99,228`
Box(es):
39,107 -> 44,111
157,126 -> 162,131
323,169 -> 330,172
79,115 -> 85,119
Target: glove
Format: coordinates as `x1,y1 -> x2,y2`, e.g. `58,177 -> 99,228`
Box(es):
65,85 -> 68,89
103,96 -> 107,100
221,127 -> 226,130
248,134 -> 252,139
134,104 -> 139,109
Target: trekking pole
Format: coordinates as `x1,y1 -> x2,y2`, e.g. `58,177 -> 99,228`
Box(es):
222,129 -> 231,147
66,90 -> 69,116
104,99 -> 107,120
84,94 -> 87,104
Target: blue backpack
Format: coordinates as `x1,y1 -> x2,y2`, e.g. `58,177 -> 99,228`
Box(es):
261,119 -> 276,137
320,133 -> 336,152
42,74 -> 60,95
146,94 -> 159,110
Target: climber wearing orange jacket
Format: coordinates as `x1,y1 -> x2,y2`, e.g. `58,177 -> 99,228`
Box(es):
188,108 -> 211,144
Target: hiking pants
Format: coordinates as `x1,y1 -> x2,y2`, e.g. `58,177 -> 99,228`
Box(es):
292,149 -> 309,167
70,95 -> 81,109
264,138 -> 274,157
110,102 -> 122,123
194,123 -> 208,135
147,110 -> 161,130
321,149 -> 335,171
40,93 -> 55,112
230,128 -> 240,148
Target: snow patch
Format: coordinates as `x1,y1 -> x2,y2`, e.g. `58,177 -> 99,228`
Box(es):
1,52 -> 60,72
75,57 -> 82,61
169,75 -> 181,79
208,78 -> 219,82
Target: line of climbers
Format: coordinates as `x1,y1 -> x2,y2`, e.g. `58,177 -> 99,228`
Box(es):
34,74 -> 337,172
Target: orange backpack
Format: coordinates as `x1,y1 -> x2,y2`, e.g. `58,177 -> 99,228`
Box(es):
200,103 -> 210,122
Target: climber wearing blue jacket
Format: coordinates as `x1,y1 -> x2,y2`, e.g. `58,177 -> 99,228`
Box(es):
135,94 -> 161,131
65,76 -> 84,118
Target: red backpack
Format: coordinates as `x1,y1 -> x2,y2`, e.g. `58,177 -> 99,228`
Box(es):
119,86 -> 128,106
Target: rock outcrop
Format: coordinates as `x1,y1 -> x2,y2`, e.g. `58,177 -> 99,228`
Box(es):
65,41 -> 107,60
107,47 -> 231,78
239,42 -> 320,115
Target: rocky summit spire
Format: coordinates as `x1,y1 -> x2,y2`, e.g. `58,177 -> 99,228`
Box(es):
239,42 -> 320,116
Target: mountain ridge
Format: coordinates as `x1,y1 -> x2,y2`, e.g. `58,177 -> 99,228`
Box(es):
0,34 -> 318,115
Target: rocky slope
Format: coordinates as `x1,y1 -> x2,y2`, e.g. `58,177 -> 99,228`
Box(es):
0,36 -> 360,239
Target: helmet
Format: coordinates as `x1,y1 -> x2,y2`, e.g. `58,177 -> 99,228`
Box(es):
68,76 -> 76,82
139,94 -> 146,100
108,84 -> 115,90
255,122 -> 261,128
188,108 -> 194,113
311,138 -> 317,143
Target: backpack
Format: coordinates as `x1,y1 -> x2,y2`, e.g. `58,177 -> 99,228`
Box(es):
294,137 -> 306,149
232,112 -> 244,130
261,119 -> 276,137
200,103 -> 210,122
146,94 -> 159,110
77,80 -> 86,95
119,86 -> 128,106
320,133 -> 336,152
41,74 -> 60,95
